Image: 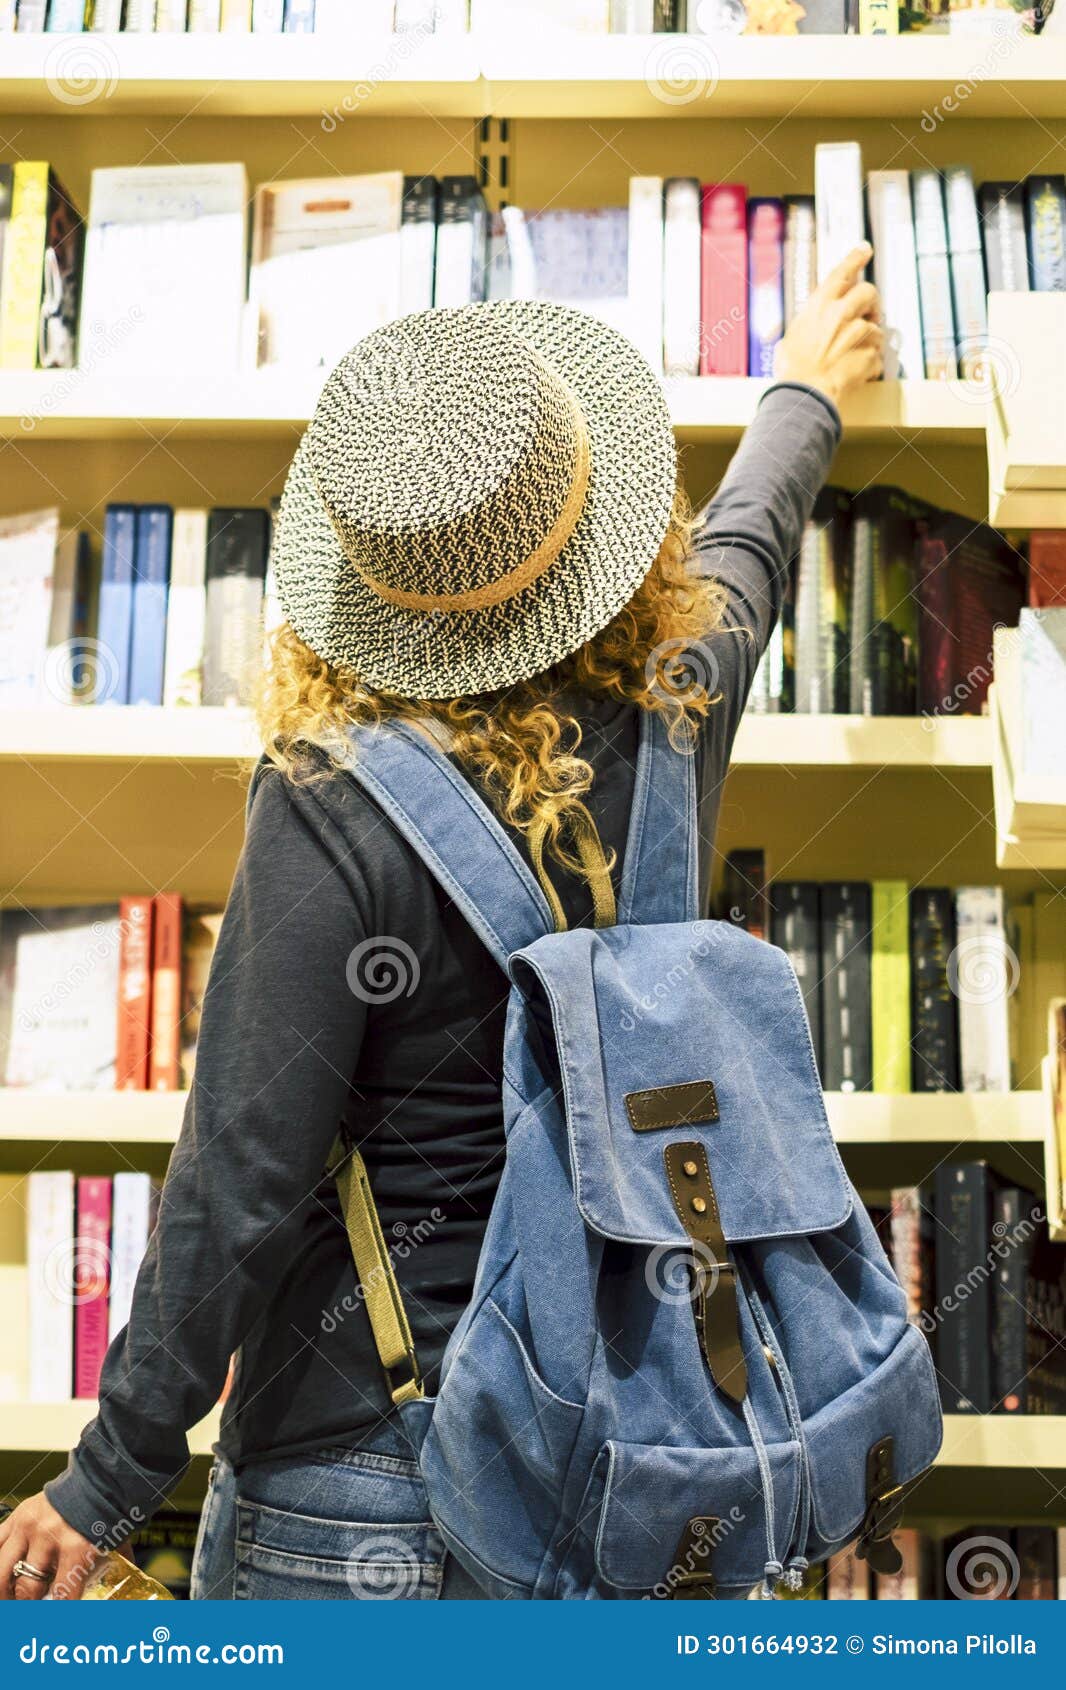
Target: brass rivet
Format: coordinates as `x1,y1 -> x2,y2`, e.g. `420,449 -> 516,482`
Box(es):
763,1345 -> 777,1370
691,1196 -> 707,1214
683,1160 -> 698,1177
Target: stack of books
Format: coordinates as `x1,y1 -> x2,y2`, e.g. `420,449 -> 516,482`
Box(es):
0,898 -> 224,1092
991,610 -> 1066,866
0,2 -> 474,32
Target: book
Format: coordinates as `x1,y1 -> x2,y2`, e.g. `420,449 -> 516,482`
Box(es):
794,487 -> 851,716
80,164 -> 248,379
769,882 -> 821,1058
129,505 -> 173,708
433,175 -> 488,307
935,1160 -> 996,1413
202,508 -> 271,707
909,887 -> 959,1091
283,0 -> 315,25
74,1176 -> 112,1400
796,0 -> 849,25
871,880 -> 910,1093
118,896 -> 154,1091
400,175 -> 439,315
875,1530 -> 921,1598
1019,607 -> 1066,778
747,558 -> 794,714
221,0 -> 252,23
1025,174 -> 1066,291
187,0 -> 222,21
783,195 -> 816,325
44,528 -> 92,705
123,0 -> 157,25
27,1171 -> 75,1401
610,0 -> 654,21
180,906 -> 224,1087
819,882 -> 872,1093
149,893 -> 183,1090
746,198 -> 784,380
699,184 -> 747,377
0,163 -> 80,371
978,181 -> 1030,292
889,1185 -> 936,1331
46,1 -> 87,28
131,1513 -> 201,1601
943,165 -> 988,381
108,1171 -> 154,1345
0,507 -> 61,706
249,172 -> 404,370
1028,531 -> 1066,607
162,509 -> 209,707
89,0 -> 125,24
14,0 -> 47,24
0,905 -> 121,1090
96,504 -> 137,706
627,177 -> 664,374
954,887 -> 1012,1093
521,207 -> 631,335
990,1184 -> 1033,1413
859,0 -> 897,27
155,0 -> 189,23
1015,1527 -> 1058,1599
662,178 -> 701,378
814,142 -> 864,283
1024,1216 -> 1066,1415
867,171 -> 923,381
0,165 -> 12,306
910,169 -> 957,380
718,849 -> 768,940
826,1546 -> 870,1597
252,0 -> 285,23
848,486 -> 918,716
915,511 -> 1024,717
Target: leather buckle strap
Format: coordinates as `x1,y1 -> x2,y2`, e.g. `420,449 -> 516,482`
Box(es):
663,1142 -> 748,1406
855,1436 -> 905,1575
665,1516 -> 719,1599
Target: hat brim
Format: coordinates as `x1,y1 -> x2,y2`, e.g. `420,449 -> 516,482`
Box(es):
271,299 -> 677,700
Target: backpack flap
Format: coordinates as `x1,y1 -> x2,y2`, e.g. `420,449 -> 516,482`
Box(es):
510,921 -> 852,1247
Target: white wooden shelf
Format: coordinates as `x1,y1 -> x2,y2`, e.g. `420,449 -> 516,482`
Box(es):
0,1087 -> 1042,1149
0,707 -> 993,771
0,1401 -> 218,1458
0,373 -> 988,445
1,33 -> 1064,120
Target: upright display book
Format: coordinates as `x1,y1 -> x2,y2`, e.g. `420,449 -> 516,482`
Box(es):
814,142 -> 864,284
202,507 -> 271,707
108,1172 -> 154,1347
871,880 -> 910,1094
819,881 -> 872,1093
400,175 -> 439,316
909,886 -> 959,1092
0,506 -> 60,707
935,1160 -> 996,1413
954,886 -> 1012,1093
978,181 -> 1030,292
769,881 -> 821,1057
911,169 -> 958,380
794,487 -> 851,716
74,1176 -> 112,1400
27,1172 -> 75,1401
162,508 -> 209,708
848,485 -> 919,716
628,177 -> 664,375
118,896 -> 154,1091
434,175 -> 488,307
0,162 -> 81,372
915,512 -> 1024,716
746,197 -> 784,380
699,184 -> 747,377
96,503 -> 137,706
1025,174 -> 1066,291
867,171 -> 923,381
662,177 -> 701,378
149,892 -> 184,1091
129,505 -> 173,708
0,906 -> 121,1090
943,165 -> 988,380
783,195 -> 816,324
522,207 -> 630,336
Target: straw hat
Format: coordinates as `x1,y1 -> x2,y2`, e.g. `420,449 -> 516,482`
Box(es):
272,300 -> 677,700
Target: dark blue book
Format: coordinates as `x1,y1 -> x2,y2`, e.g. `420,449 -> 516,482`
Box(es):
909,886 -> 959,1092
935,1161 -> 997,1415
769,881 -> 822,1063
129,505 -> 173,707
283,0 -> 315,28
96,505 -> 137,706
1025,174 -> 1066,291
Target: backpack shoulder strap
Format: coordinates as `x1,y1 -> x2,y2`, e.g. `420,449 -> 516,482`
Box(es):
617,707 -> 699,926
336,719 -> 554,972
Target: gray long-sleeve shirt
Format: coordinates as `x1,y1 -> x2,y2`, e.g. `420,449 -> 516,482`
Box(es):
46,381 -> 841,1542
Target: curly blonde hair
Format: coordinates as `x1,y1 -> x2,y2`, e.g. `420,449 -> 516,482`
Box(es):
257,496 -> 727,877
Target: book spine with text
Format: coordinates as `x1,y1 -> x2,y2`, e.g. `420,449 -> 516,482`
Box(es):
934,1160 -> 993,1413
955,886 -> 1012,1093
283,0 -> 316,29
108,1171 -> 153,1346
118,896 -> 155,1090
74,1176 -> 112,1400
1025,174 -> 1066,292
149,893 -> 184,1091
769,881 -> 821,1060
814,142 -> 864,283
202,508 -> 271,707
911,169 -> 958,380
819,881 -> 873,1092
628,176 -> 664,375
990,1185 -> 1031,1413
872,880 -> 910,1093
978,182 -> 1030,292
15,0 -> 48,25
699,184 -> 747,377
909,885 -> 959,1091
155,0 -> 189,25
859,0 -> 897,28
783,195 -> 816,324
123,0 -> 157,25
90,0 -> 126,25
400,175 -> 439,315
867,171 -> 923,381
747,197 -> 784,379
0,161 -> 48,369
129,505 -> 173,708
96,503 -> 137,705
162,508 -> 209,707
28,1171 -> 75,1401
943,165 -> 987,380
662,178 -> 701,378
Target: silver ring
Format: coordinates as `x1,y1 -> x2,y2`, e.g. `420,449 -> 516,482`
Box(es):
13,1559 -> 52,1584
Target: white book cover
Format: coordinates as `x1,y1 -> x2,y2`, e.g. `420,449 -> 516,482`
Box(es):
124,0 -> 157,27
610,0 -> 654,25
943,166 -> 987,380
521,207 -> 630,336
163,508 -> 209,707
2,906 -> 122,1091
252,0 -> 285,26
911,169 -> 957,382
815,141 -> 864,284
954,886 -> 1012,1093
80,164 -> 248,381
90,0 -> 125,25
108,1172 -> 154,1345
1021,608 -> 1066,780
433,0 -> 470,29
867,171 -> 923,382
394,0 -> 436,25
313,0 -> 394,31
0,508 -> 60,708
27,1171 -> 75,1402
434,210 -> 476,308
0,1 -> 18,30
628,176 -> 664,374
15,0 -> 47,25
155,0 -> 189,25
43,528 -> 82,706
187,0 -> 223,24
400,209 -> 437,315
250,173 -> 404,371
662,178 -> 701,379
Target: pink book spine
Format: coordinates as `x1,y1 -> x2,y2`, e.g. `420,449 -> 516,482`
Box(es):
74,1177 -> 112,1400
700,184 -> 748,377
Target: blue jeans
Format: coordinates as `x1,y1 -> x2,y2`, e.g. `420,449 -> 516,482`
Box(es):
190,1417 -> 486,1600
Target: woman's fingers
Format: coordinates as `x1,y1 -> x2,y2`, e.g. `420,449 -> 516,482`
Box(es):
835,279 -> 881,323
0,1527 -> 28,1601
12,1539 -> 56,1601
822,242 -> 873,298
837,315 -> 886,353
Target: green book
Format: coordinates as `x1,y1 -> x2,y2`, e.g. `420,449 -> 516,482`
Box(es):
872,880 -> 911,1093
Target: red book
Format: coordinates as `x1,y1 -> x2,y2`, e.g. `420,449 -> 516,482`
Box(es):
1028,531 -> 1066,607
117,896 -> 154,1089
915,513 -> 1025,716
699,184 -> 748,377
149,893 -> 184,1091
74,1176 -> 112,1399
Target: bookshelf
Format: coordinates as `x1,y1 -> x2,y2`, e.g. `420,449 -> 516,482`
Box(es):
2,24 -> 1065,1554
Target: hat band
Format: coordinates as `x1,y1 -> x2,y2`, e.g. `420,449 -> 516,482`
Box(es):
352,400 -> 591,616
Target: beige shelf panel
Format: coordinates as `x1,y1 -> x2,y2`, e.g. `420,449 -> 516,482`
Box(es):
732,713 -> 992,769
4,34 -> 1060,120
0,373 -> 987,445
0,1090 -> 186,1144
0,1401 -> 218,1458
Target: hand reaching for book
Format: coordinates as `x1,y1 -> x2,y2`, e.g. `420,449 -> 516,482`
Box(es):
773,243 -> 884,408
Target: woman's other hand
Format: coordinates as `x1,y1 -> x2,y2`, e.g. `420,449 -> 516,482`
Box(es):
773,242 -> 884,408
0,1493 -> 102,1600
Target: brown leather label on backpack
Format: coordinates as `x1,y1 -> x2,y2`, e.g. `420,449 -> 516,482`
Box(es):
623,1080 -> 719,1133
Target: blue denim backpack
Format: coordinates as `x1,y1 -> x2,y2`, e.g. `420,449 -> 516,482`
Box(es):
332,709 -> 943,1600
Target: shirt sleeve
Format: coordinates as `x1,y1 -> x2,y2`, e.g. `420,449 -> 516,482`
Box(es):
45,767 -> 373,1542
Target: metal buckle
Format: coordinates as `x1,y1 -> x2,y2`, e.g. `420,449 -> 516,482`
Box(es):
386,1348 -> 423,1405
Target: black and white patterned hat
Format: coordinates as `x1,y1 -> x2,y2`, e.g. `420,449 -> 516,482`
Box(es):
272,300 -> 677,699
